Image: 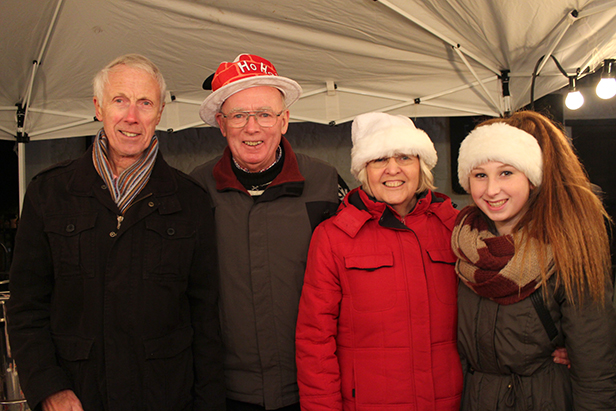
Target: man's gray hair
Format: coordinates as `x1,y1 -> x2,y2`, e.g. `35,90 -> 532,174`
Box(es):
93,54 -> 167,109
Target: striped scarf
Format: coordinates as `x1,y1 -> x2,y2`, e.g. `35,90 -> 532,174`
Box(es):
451,206 -> 554,305
92,129 -> 158,214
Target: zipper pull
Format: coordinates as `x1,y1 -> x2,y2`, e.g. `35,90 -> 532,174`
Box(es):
117,215 -> 124,230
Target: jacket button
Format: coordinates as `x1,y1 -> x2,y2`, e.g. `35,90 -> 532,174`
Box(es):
66,224 -> 75,233
101,184 -> 107,190
167,228 -> 175,236
109,232 -> 117,238
148,201 -> 155,208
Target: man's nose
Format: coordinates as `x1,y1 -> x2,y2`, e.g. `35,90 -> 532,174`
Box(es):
124,103 -> 139,122
243,114 -> 260,131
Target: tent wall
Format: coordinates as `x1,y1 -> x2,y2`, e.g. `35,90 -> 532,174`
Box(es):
11,119 -> 472,214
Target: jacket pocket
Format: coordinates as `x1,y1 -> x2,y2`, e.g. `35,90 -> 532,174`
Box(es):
53,334 -> 94,361
143,218 -> 196,281
143,327 -> 194,410
344,253 -> 396,311
426,247 -> 458,305
52,334 -> 97,398
44,213 -> 97,278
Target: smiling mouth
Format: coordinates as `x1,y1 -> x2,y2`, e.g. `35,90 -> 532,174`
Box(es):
121,131 -> 139,137
487,199 -> 507,207
243,141 -> 263,147
383,181 -> 403,188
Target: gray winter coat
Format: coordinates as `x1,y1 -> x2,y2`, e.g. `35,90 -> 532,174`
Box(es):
190,138 -> 340,409
458,277 -> 616,411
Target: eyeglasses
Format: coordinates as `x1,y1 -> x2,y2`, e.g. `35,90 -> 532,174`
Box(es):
219,110 -> 285,128
367,155 -> 417,168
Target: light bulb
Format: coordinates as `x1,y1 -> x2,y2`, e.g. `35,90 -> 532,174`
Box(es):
565,90 -> 584,110
596,77 -> 616,99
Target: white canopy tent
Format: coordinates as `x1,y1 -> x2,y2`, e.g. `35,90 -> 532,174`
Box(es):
2,0 -> 616,207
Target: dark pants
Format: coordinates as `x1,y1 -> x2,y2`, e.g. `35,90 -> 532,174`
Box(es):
226,398 -> 301,411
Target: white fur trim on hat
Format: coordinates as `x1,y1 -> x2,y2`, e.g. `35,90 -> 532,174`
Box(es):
350,112 -> 437,178
199,77 -> 301,127
457,122 -> 543,192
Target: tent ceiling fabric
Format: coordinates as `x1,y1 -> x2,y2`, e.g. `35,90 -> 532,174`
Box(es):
1,0 -> 616,141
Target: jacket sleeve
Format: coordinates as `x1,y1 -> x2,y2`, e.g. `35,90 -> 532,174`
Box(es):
6,182 -> 74,410
560,280 -> 616,411
189,188 -> 226,411
296,224 -> 343,411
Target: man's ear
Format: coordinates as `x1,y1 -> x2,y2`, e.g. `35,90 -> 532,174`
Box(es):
93,97 -> 103,121
280,109 -> 290,135
215,113 -> 227,137
156,103 -> 165,125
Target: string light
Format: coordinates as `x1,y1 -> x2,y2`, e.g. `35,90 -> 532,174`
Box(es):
596,59 -> 616,100
565,76 -> 584,110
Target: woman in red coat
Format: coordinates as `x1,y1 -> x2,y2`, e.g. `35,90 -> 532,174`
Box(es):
296,112 -> 463,411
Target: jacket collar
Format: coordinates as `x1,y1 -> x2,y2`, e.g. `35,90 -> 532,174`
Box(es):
334,187 -> 440,237
212,136 -> 305,198
68,145 -> 177,200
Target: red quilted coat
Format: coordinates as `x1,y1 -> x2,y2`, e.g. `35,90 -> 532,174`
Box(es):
296,188 -> 462,411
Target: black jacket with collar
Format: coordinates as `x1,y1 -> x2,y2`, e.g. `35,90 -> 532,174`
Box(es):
7,145 -> 225,411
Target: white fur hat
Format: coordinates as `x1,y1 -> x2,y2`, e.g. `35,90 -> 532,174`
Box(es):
457,122 -> 543,192
350,112 -> 437,178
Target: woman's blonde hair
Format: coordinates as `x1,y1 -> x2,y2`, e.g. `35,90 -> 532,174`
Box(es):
477,111 -> 612,304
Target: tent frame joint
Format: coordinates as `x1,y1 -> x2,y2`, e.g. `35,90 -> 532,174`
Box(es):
15,103 -> 30,143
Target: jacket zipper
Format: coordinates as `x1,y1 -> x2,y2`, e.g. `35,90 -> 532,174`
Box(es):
115,193 -> 153,231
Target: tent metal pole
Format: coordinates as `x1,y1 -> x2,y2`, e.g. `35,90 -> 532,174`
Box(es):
171,97 -> 204,106
519,9 -> 578,106
453,47 -> 503,117
338,75 -> 497,102
0,125 -> 14,136
534,10 -> 578,76
158,121 -> 208,133
27,107 -> 93,119
578,0 -> 616,18
375,0 -> 500,76
20,65 -> 38,137
15,0 -> 64,213
21,0 -> 64,132
417,101 -> 497,117
29,119 -> 95,138
18,144 -> 26,215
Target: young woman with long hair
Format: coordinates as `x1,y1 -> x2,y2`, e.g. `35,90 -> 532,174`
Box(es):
453,110 -> 616,410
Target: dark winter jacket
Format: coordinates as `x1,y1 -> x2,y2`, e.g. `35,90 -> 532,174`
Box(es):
7,146 -> 225,411
296,188 -> 463,411
190,137 -> 340,409
458,276 -> 616,410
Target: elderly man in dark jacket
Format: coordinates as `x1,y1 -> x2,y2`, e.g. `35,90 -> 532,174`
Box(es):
7,54 -> 225,411
191,54 -> 344,411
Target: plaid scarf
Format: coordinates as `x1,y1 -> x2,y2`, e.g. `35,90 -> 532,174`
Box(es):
92,129 -> 158,214
451,206 -> 554,305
